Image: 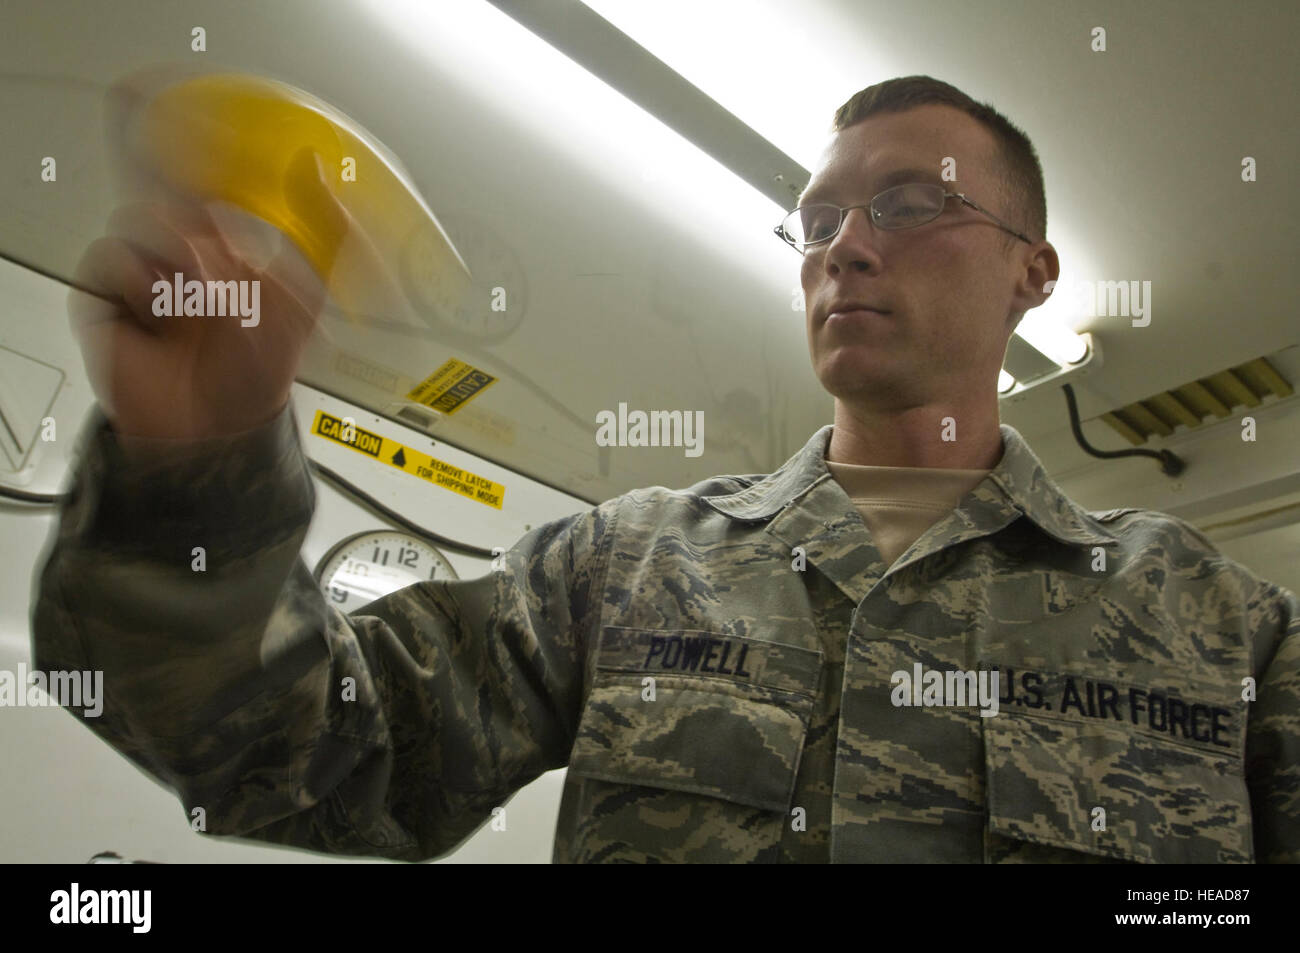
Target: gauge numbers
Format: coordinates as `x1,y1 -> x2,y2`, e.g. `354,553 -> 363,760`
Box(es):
314,530 -> 458,612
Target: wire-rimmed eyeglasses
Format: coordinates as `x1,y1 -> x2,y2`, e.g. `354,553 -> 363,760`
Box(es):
774,183 -> 1033,254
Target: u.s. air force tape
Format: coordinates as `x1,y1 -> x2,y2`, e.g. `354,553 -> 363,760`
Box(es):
984,665 -> 1237,749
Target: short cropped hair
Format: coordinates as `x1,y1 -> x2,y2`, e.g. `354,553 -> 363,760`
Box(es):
831,75 -> 1046,249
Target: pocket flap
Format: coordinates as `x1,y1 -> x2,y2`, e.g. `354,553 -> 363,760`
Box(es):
984,712 -> 1253,863
568,627 -> 822,812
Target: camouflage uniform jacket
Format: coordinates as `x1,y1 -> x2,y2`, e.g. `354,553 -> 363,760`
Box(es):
31,404 -> 1300,863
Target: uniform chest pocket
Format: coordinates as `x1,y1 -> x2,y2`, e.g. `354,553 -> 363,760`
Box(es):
983,711 -> 1253,863
568,626 -> 822,813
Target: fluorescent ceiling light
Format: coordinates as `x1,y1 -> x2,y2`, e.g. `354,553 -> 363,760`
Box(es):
580,0 -> 903,170
359,0 -> 792,273
1017,311 -> 1089,366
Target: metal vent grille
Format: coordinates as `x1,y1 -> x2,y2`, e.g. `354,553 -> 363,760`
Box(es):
1100,356 -> 1294,445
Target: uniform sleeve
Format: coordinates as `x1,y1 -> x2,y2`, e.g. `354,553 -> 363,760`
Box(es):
29,401 -> 615,861
1245,579 -> 1300,863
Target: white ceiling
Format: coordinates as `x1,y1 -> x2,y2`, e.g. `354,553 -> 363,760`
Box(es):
1,0 -> 1296,514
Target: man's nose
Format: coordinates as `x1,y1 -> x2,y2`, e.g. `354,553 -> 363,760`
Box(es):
824,207 -> 880,265
835,206 -> 875,242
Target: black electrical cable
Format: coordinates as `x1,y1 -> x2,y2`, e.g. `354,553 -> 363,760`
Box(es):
1061,383 -> 1186,477
0,458 -> 497,559
0,485 -> 64,504
306,458 -> 497,559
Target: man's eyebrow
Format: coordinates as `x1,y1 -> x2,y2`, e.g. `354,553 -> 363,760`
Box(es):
800,166 -> 942,204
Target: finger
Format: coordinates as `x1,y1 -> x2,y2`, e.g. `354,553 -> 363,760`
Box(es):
106,201 -> 208,287
67,238 -> 177,429
67,235 -> 171,338
152,193 -> 233,248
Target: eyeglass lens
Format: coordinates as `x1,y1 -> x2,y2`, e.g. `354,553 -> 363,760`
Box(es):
784,184 -> 946,248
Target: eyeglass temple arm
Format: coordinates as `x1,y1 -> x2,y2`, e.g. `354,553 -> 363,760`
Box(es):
776,195 -> 1033,246
952,193 -> 1033,244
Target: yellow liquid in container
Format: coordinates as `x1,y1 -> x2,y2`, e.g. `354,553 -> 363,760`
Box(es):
111,70 -> 471,326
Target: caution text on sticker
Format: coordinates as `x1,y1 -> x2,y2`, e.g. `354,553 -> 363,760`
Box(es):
311,410 -> 505,509
406,358 -> 497,414
316,412 -> 384,456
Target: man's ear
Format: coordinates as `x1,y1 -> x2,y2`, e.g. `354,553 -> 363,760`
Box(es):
1012,240 -> 1060,314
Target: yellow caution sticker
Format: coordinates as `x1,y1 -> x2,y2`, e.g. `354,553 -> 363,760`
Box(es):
406,358 -> 497,414
311,410 -> 505,509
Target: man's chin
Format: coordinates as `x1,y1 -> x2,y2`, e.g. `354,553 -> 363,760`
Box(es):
813,356 -> 908,400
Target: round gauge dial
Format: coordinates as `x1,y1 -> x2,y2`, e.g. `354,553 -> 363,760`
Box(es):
314,530 -> 458,612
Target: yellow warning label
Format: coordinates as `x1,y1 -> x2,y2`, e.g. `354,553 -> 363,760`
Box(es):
406,358 -> 497,414
311,410 -> 505,509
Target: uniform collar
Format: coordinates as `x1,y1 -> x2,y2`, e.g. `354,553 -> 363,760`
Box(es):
701,423 -> 1117,550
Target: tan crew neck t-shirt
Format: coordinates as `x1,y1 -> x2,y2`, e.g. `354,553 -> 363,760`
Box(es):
825,458 -> 992,567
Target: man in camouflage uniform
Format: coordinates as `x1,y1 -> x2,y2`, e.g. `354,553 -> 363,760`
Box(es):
32,76 -> 1299,862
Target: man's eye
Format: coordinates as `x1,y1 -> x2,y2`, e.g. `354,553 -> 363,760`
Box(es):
804,209 -> 838,240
